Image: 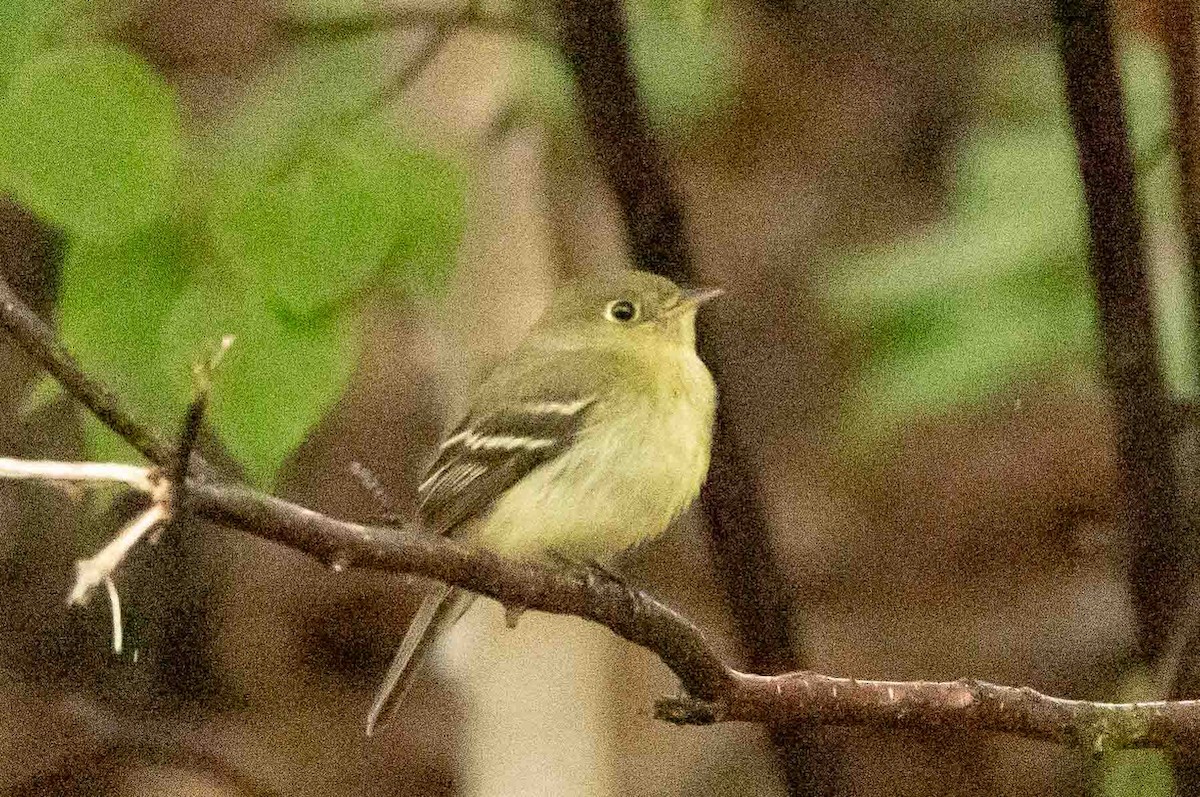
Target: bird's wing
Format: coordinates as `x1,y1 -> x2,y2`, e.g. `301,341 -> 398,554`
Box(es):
417,397 -> 596,535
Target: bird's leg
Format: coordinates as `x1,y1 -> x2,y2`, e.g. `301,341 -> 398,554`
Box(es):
548,548 -> 609,589
504,604 -> 526,629
546,548 -> 581,569
348,461 -> 405,526
584,557 -> 631,590
588,558 -> 647,624
546,550 -> 645,620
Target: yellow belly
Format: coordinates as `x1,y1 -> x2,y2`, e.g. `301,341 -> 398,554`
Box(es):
475,353 -> 715,559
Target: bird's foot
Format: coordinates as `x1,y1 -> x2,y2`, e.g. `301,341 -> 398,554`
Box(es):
547,550 -> 646,618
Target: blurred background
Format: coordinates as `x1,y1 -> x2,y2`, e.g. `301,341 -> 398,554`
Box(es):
0,0 -> 1194,794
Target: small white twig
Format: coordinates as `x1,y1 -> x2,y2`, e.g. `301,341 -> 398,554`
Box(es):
0,457 -> 155,492
69,502 -> 169,606
193,334 -> 235,389
103,576 -> 123,654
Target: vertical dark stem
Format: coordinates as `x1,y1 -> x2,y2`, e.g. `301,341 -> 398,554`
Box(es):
1162,1 -> 1200,372
1051,0 -> 1189,662
548,0 -> 828,792
1157,2 -> 1200,787
548,0 -> 690,283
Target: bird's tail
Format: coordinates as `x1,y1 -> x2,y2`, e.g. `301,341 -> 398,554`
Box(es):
366,584 -> 475,736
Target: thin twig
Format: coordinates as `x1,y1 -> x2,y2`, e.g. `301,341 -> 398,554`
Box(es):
273,6 -> 548,44
170,334 -> 229,511
69,502 -> 169,606
103,576 -> 123,655
0,279 -> 175,468
0,457 -> 155,491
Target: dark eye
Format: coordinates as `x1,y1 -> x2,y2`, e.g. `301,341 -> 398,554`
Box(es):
605,299 -> 639,323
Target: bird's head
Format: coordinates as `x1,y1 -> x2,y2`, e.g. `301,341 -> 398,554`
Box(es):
532,271 -> 722,353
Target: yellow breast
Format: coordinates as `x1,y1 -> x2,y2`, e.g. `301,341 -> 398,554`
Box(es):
476,345 -> 716,559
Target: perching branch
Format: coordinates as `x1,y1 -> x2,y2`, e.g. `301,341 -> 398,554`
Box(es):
6,273 -> 1200,749
7,453 -> 1200,751
661,672 -> 1200,751
7,243 -> 1200,756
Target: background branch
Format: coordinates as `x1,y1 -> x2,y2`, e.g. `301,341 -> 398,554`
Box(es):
1051,0 -> 1190,664
546,1 -> 826,793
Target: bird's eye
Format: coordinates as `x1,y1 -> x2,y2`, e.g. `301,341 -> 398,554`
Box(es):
605,299 -> 639,323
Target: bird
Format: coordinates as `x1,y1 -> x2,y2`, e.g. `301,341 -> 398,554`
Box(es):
366,270 -> 721,735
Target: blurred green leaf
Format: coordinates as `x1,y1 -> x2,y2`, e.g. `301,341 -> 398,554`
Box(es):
1144,155 -> 1199,399
202,33 -> 389,203
637,0 -> 718,31
377,132 -> 467,297
627,2 -> 735,132
157,269 -> 361,486
0,0 -> 68,93
521,0 -> 735,134
976,37 -> 1168,154
825,37 -> 1182,443
211,124 -> 465,318
0,45 -> 181,239
18,373 -> 63,420
844,273 -> 1097,438
522,41 -> 578,130
1099,752 -> 1174,797
57,222 -> 189,462
1096,668 -> 1174,797
283,0 -> 382,18
1121,36 -> 1170,156
954,127 -> 1082,223
975,45 -> 1066,126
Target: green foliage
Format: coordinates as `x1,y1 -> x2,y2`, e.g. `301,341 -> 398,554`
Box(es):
157,271 -> 360,486
1096,668 -> 1174,797
19,374 -> 64,420
1,23 -> 467,485
283,0 -> 381,18
626,0 -> 734,132
58,222 -> 189,463
824,37 -> 1189,443
0,0 -> 69,93
1099,753 -> 1174,797
201,32 -> 393,200
211,123 -> 465,319
524,0 -> 735,135
0,45 -> 181,240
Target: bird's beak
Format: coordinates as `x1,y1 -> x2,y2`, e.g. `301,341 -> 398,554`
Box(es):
678,286 -> 724,308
